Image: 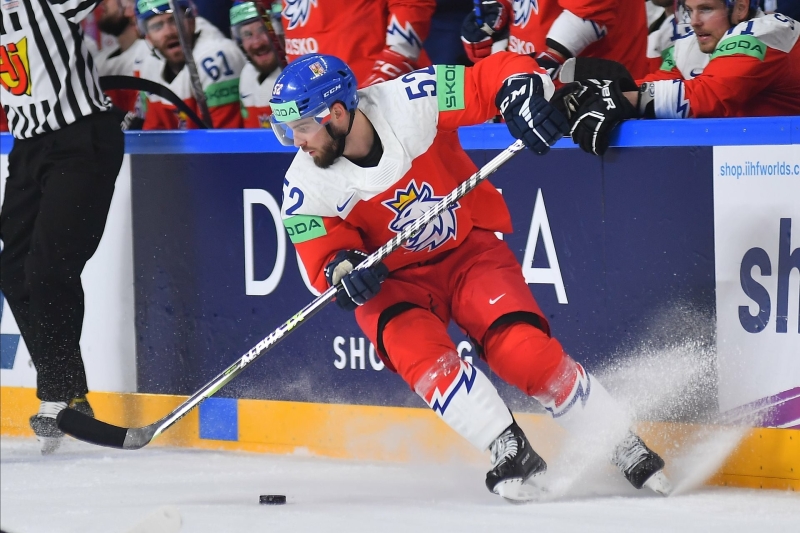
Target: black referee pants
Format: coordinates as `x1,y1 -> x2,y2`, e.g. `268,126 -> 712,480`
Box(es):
0,112 -> 124,402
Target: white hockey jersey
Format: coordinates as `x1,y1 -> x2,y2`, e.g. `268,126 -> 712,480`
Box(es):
239,62 -> 281,128
138,20 -> 247,129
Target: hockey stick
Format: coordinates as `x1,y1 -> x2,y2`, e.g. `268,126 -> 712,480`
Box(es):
473,0 -> 483,25
169,0 -> 212,128
57,139 -> 527,450
100,75 -> 207,129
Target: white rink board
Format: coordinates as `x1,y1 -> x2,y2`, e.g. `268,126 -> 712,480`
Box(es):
713,145 -> 800,412
0,154 -> 137,393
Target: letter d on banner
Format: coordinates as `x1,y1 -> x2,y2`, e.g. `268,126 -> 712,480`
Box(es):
243,189 -> 286,295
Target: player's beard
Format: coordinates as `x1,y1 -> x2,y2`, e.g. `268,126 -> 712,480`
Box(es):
247,45 -> 280,77
312,127 -> 346,169
98,13 -> 130,37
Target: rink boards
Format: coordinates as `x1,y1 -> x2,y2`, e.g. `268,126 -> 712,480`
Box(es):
1,118 -> 799,490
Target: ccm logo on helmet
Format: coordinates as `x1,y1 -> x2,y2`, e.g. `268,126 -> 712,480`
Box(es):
323,84 -> 342,98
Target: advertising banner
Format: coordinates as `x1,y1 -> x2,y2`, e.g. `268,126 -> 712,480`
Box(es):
714,145 -> 800,425
131,147 -> 716,408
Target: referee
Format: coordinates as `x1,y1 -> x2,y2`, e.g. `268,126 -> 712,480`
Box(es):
1,0 -> 124,454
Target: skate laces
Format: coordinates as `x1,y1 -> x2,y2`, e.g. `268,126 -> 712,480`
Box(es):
35,401 -> 68,419
613,433 -> 649,474
490,428 -> 519,468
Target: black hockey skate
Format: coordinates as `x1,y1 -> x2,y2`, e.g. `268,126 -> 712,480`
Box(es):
612,433 -> 672,495
30,397 -> 94,455
485,421 -> 547,503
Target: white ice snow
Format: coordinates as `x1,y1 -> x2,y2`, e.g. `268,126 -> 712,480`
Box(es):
1,436 -> 798,533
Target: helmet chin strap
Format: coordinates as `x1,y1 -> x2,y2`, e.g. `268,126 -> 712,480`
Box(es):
325,109 -> 356,160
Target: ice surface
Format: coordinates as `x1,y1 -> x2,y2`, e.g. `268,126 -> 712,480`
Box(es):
3,304 -> 797,532
1,437 -> 797,533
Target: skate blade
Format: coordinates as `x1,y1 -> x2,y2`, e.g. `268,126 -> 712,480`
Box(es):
495,475 -> 547,504
643,470 -> 672,496
38,436 -> 62,455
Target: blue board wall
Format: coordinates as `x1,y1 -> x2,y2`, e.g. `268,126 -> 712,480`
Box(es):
128,140 -> 714,408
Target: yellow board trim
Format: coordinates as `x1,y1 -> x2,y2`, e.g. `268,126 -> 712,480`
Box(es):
2,386 -> 796,491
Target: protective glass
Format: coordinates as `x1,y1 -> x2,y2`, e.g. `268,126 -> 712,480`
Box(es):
141,7 -> 193,34
232,19 -> 270,44
269,101 -> 331,146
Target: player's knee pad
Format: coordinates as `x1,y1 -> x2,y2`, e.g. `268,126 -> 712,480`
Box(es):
414,351 -> 513,451
483,322 -> 567,397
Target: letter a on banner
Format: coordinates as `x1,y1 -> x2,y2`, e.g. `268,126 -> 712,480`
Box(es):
522,189 -> 568,304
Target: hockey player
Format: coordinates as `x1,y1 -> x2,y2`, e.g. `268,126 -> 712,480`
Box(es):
280,0 -> 436,87
643,0 -> 710,80
553,0 -> 800,155
230,1 -> 283,129
135,0 -> 247,129
646,0 -> 691,72
461,0 -> 650,80
270,53 -> 670,501
92,0 -> 151,123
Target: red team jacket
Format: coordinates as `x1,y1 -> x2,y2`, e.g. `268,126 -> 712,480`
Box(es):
501,0 -> 649,79
281,0 -> 436,85
281,52 -> 551,292
641,14 -> 800,118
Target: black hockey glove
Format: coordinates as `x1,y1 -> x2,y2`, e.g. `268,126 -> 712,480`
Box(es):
324,250 -> 389,311
461,0 -> 510,63
558,57 -> 636,87
496,75 -> 570,155
550,78 -> 637,156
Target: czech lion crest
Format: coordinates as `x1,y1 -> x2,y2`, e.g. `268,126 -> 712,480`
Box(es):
383,181 -> 459,253
283,0 -> 316,30
513,0 -> 538,28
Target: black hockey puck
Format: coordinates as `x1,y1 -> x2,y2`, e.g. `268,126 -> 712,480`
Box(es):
259,494 -> 286,505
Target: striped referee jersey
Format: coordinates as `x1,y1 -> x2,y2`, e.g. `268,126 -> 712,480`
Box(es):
1,0 -> 111,139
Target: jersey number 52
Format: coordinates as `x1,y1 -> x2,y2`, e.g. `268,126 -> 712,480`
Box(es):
402,66 -> 436,100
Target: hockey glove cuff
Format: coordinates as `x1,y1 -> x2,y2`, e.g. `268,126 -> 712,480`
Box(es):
496,75 -> 569,155
535,50 -> 566,81
460,0 -> 510,63
362,48 -> 416,87
558,57 -> 635,87
636,82 -> 656,118
325,250 -> 389,311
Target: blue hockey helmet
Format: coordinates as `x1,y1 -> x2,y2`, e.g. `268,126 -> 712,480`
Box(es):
268,54 -> 359,146
135,0 -> 193,34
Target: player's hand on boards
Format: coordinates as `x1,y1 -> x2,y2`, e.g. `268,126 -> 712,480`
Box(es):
550,78 -> 637,156
496,74 -> 569,155
324,250 -> 389,311
460,0 -> 510,63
